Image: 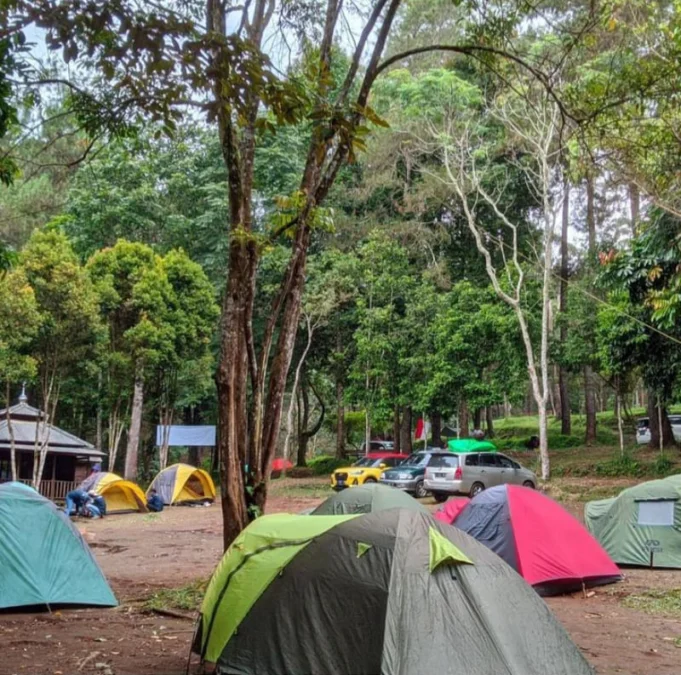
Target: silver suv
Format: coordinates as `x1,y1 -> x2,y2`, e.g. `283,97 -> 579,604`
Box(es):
423,451 -> 536,502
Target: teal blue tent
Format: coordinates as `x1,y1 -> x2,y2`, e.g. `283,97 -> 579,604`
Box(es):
0,482 -> 117,610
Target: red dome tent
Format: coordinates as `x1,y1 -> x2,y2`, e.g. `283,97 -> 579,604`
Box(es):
453,485 -> 621,595
434,497 -> 470,524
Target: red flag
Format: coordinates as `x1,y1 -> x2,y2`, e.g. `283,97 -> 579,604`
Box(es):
415,418 -> 431,441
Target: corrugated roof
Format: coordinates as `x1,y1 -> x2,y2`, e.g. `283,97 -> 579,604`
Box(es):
0,402 -> 44,419
0,420 -> 105,457
0,394 -> 106,458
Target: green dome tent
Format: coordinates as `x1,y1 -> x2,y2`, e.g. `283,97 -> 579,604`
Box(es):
193,510 -> 593,674
0,482 -> 117,610
447,438 -> 498,453
585,478 -> 681,568
310,483 -> 429,515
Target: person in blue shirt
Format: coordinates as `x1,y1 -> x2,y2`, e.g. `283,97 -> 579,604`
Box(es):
88,491 -> 107,517
64,488 -> 88,516
147,488 -> 164,512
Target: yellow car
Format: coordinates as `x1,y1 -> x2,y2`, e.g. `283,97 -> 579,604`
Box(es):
331,453 -> 408,491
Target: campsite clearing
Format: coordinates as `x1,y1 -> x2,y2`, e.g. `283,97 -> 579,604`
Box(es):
3,477 -> 681,675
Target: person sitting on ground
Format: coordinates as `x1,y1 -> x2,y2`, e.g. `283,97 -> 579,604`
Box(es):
82,498 -> 102,519
147,488 -> 164,513
88,491 -> 107,517
64,488 -> 89,516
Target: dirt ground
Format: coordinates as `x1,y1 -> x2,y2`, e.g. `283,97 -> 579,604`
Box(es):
3,479 -> 681,675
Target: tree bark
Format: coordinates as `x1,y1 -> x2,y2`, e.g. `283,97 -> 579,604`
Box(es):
485,407 -> 494,438
583,366 -> 597,444
473,407 -> 482,430
96,369 -> 103,451
335,377 -> 345,459
459,400 -> 469,438
431,411 -> 442,447
503,394 -> 511,418
586,175 -> 596,255
124,362 -> 144,481
629,182 -> 640,237
393,405 -> 401,452
297,377 -> 326,466
648,393 -> 675,449
400,406 -> 412,453
559,176 -> 571,434
297,378 -> 310,467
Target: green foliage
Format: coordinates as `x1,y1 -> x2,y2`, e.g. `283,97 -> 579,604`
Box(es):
19,227 -> 104,394
621,588 -> 681,617
65,131 -> 229,284
0,267 -> 40,389
306,455 -> 347,475
144,578 -> 208,612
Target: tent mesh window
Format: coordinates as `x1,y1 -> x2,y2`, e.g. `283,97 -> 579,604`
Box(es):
636,499 -> 677,526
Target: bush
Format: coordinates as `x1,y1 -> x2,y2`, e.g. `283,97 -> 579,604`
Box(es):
651,454 -> 675,476
307,455 -> 348,476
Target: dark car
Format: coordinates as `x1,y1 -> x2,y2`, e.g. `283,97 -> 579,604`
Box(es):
379,449 -> 449,498
359,440 -> 395,453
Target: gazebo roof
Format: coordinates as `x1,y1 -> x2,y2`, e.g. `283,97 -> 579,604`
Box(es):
0,391 -> 105,458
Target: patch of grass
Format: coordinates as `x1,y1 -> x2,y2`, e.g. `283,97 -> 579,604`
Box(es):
143,513 -> 160,523
269,479 -> 332,500
144,578 -> 208,613
622,588 -> 681,617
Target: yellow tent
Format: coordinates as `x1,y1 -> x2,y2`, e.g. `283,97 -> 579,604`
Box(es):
147,463 -> 216,505
79,472 -> 147,513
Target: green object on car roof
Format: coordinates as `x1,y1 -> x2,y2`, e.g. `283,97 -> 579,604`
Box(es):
447,438 -> 498,453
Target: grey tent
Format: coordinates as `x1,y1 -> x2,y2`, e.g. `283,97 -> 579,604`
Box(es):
310,483 -> 429,515
194,509 -> 593,674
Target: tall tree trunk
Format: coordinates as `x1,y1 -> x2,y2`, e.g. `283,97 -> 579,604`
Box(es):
473,407 -> 482,430
459,401 -> 469,438
283,316 -> 315,468
583,175 -> 598,446
431,411 -> 442,447
559,176 -> 571,434
298,378 -> 325,466
503,394 -> 511,418
583,366 -> 598,444
96,370 -> 103,451
297,378 -> 310,467
393,405 -> 401,452
124,362 -> 144,481
485,407 -> 494,438
400,406 -> 412,453
629,182 -> 640,237
648,393 -> 675,449
586,175 -> 596,255
335,377 -> 345,459
615,386 -> 625,457
6,382 -> 17,481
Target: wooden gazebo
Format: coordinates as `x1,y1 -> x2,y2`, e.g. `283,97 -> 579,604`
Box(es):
0,390 -> 106,501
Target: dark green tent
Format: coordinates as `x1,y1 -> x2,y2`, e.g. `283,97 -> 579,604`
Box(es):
0,482 -> 117,610
310,483 -> 429,515
193,510 -> 593,674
